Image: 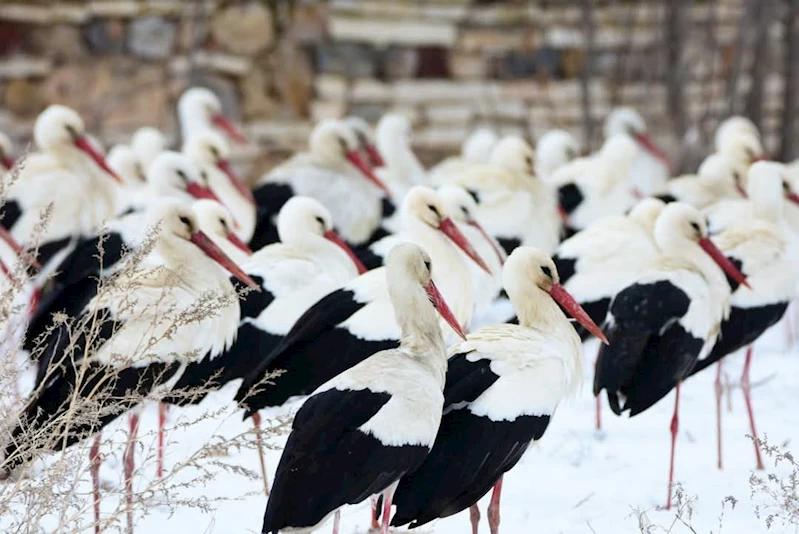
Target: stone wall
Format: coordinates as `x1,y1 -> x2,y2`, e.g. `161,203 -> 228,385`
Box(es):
0,0 -> 794,175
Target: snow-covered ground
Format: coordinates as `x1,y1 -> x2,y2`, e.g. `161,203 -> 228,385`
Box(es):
5,313 -> 799,533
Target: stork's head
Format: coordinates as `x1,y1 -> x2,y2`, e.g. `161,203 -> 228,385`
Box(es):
503,246 -> 608,343
718,130 -> 766,169
131,126 -> 168,171
108,145 -> 146,186
536,129 -> 579,178
149,151 -> 219,203
438,184 -> 505,266
489,136 -> 535,177
277,196 -> 367,274
34,105 -> 120,182
184,129 -> 253,206
149,199 -> 258,289
311,119 -> 390,195
344,116 -> 383,168
605,107 -> 671,171
714,116 -> 760,153
654,202 -> 750,289
193,199 -> 252,256
178,87 -> 246,144
402,186 -> 490,274
462,127 -> 499,164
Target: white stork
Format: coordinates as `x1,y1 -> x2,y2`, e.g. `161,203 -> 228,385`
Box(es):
594,202 -> 749,510
387,246 -> 606,534
536,129 -> 580,181
428,126 -> 499,184
654,153 -> 747,208
260,243 -> 464,534
690,162 -> 798,470
131,126 -> 168,173
250,119 -> 391,250
374,113 -> 427,201
4,200 -> 258,530
344,116 -> 384,169
714,116 -> 760,154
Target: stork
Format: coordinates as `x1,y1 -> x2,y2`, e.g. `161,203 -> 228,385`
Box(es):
654,153 -> 747,208
260,243 -> 464,534
386,246 -> 606,534
690,162 -> 798,470
344,116 -> 384,169
374,113 -> 427,201
4,200 -> 258,531
536,129 -> 580,181
594,202 -> 749,510
250,119 -> 391,250
428,126 -> 499,185
131,126 -> 168,173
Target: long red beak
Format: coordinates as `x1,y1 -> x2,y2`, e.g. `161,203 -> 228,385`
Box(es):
549,283 -> 608,344
1,156 -> 14,171
345,151 -> 392,197
633,132 -> 672,174
323,229 -> 368,274
212,113 -> 247,145
439,217 -> 491,274
467,220 -> 504,266
0,225 -> 40,270
227,232 -> 253,255
189,230 -> 260,290
426,279 -> 467,341
217,159 -> 256,206
365,145 -> 385,168
787,192 -> 799,206
186,182 -> 222,203
73,135 -> 121,183
699,237 -> 751,289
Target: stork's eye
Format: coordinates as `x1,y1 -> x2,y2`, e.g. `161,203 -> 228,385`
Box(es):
200,171 -> 209,184
423,259 -> 431,272
315,216 -> 325,227
783,181 -> 791,193
541,265 -> 552,279
690,221 -> 701,233
733,171 -> 741,182
219,217 -> 229,231
65,125 -> 79,138
176,169 -> 188,182
210,146 -> 220,160
337,136 -> 348,153
179,215 -> 193,231
461,206 -> 470,218
427,204 -> 441,219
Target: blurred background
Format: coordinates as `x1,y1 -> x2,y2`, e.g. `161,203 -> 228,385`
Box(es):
0,0 -> 796,178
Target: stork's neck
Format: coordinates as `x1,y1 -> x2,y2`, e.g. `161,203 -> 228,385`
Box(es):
678,240 -> 730,296
302,235 -> 359,282
52,146 -> 118,228
159,239 -> 235,295
396,291 -> 447,386
384,144 -> 425,186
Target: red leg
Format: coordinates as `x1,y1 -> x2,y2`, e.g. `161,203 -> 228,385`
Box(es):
715,361 -> 723,470
741,347 -> 765,470
469,504 -> 481,534
666,384 -> 680,510
594,350 -> 602,431
370,495 -> 379,529
157,403 -> 167,479
251,412 -> 269,495
380,481 -> 398,534
332,509 -> 340,534
90,434 -> 102,534
487,476 -> 503,534
124,413 -> 140,534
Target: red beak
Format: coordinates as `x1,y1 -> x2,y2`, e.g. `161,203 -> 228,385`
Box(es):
736,183 -> 748,198
186,182 -> 222,203
467,220 -> 505,266
439,217 -> 491,274
752,154 -> 769,163
787,192 -> 799,206
365,145 -> 385,168
212,113 -> 247,145
1,156 -> 14,171
74,135 -> 122,183
217,159 -> 256,206
227,232 -> 253,255
556,204 -> 569,224
0,225 -> 40,270
323,229 -> 368,274
699,237 -> 751,289
189,230 -> 260,290
549,283 -> 609,344
632,132 -> 672,174
345,151 -> 392,197
426,279 -> 467,341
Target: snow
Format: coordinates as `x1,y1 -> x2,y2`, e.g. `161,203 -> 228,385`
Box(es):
5,307 -> 799,534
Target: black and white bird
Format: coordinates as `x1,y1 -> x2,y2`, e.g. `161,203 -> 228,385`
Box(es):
260,243 -> 464,534
235,186 -> 490,417
177,86 -> 247,145
653,153 -> 746,208
4,200 -> 258,530
688,161 -> 798,470
386,246 -> 606,534
593,202 -> 749,510
250,119 -> 391,250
